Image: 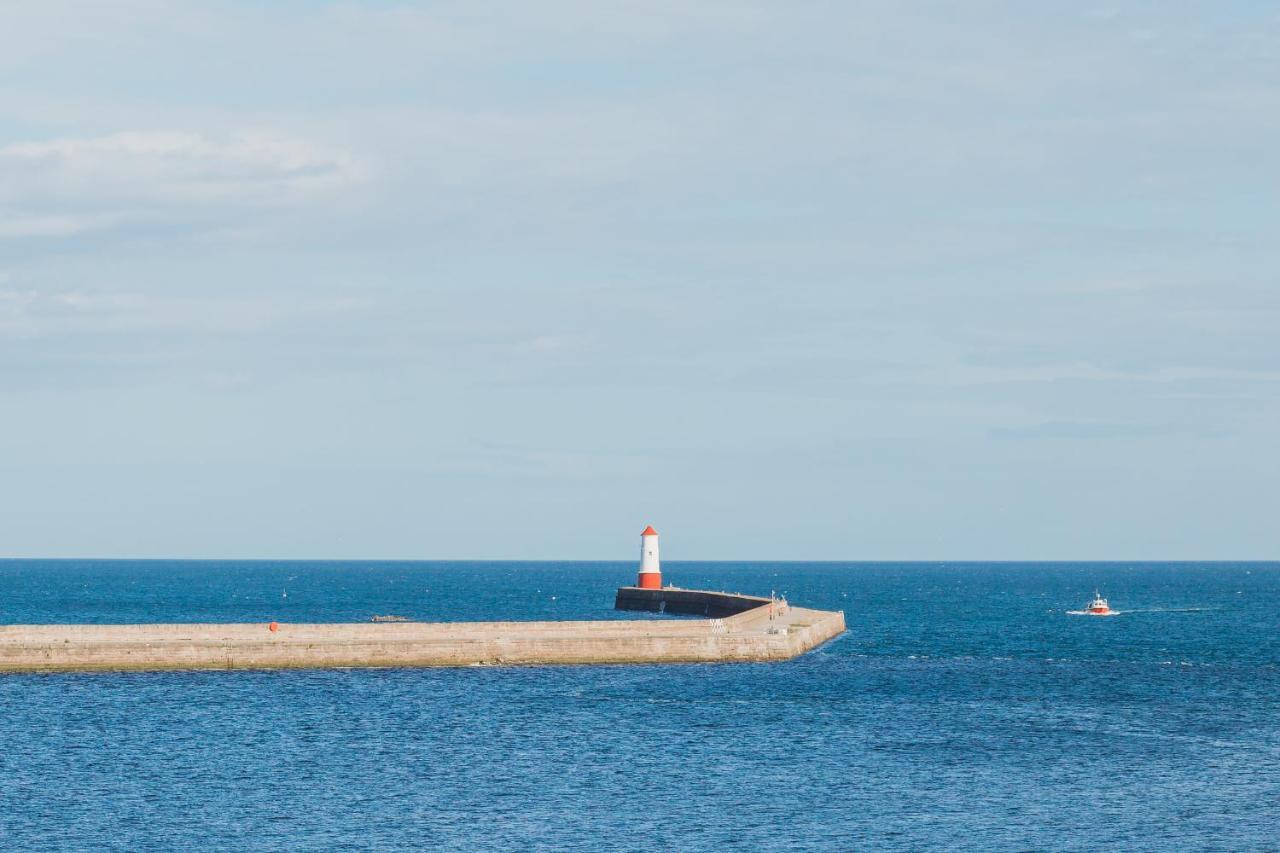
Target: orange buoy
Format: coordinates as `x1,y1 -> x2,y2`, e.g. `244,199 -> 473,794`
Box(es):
268,621 -> 279,632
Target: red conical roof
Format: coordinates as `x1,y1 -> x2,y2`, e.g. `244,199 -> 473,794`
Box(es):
641,525 -> 658,536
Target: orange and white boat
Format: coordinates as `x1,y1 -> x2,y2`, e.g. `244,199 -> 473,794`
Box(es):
1084,591 -> 1112,615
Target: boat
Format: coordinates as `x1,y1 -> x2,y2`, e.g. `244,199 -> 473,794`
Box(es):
370,614 -> 409,623
1085,591 -> 1112,615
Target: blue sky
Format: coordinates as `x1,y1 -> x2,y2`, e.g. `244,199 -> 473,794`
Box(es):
1,2 -> 1277,559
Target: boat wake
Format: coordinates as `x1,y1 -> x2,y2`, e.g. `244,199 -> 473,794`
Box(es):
1065,607 -> 1216,616
1120,607 -> 1217,614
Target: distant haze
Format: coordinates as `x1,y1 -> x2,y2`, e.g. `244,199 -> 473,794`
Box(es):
1,3 -> 1276,559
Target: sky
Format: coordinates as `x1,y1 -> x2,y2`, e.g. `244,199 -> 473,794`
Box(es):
1,1 -> 1277,560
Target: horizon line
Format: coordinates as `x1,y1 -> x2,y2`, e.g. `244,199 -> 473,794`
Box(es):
0,556 -> 1275,564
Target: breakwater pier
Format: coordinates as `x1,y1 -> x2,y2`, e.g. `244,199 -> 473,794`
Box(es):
0,528 -> 845,673
0,587 -> 844,673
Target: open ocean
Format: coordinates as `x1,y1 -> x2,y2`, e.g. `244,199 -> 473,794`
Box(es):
1,560 -> 1277,851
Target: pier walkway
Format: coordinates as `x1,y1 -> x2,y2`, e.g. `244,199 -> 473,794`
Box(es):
0,588 -> 845,673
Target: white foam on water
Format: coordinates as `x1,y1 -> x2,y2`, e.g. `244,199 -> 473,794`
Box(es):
1123,607 -> 1216,613
1065,607 -> 1217,616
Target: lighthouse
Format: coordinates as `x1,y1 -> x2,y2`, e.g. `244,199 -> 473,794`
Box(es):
637,525 -> 661,589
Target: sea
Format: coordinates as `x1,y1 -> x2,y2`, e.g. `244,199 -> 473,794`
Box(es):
0,560 -> 1277,852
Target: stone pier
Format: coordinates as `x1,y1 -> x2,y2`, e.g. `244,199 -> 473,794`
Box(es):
0,588 -> 845,673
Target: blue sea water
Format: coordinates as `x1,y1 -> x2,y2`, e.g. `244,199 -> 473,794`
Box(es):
0,560 -> 1277,851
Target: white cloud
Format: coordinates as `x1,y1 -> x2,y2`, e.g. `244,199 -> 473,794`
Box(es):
0,285 -> 259,338
0,280 -> 382,342
944,363 -> 1280,387
0,130 -> 361,239
520,334 -> 597,354
0,214 -> 107,238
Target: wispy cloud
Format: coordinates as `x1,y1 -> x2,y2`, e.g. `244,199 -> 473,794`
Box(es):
943,363 -> 1280,387
988,420 -> 1223,441
0,130 -> 361,240
0,214 -> 114,238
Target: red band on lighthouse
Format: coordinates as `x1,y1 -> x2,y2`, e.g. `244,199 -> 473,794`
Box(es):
638,525 -> 661,589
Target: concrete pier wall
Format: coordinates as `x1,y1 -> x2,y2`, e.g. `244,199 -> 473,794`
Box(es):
0,590 -> 845,673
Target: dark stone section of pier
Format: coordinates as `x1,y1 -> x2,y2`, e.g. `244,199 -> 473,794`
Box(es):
614,586 -> 772,618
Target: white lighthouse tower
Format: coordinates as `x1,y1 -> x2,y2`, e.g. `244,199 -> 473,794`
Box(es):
637,525 -> 661,589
